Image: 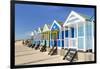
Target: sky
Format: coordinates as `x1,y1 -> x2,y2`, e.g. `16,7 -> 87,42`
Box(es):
15,3 -> 95,40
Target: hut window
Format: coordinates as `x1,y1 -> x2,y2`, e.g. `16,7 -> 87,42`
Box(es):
71,28 -> 74,38
65,30 -> 68,37
62,31 -> 64,39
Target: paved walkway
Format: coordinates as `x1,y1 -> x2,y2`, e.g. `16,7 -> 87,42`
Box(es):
15,41 -> 68,65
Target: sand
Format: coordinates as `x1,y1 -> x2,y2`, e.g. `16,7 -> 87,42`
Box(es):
15,41 -> 68,65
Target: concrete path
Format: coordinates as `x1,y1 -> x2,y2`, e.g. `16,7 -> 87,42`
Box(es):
15,41 -> 68,65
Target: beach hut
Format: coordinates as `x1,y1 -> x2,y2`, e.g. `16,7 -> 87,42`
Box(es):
50,20 -> 64,55
27,31 -> 35,48
31,31 -> 34,37
41,24 -> 51,51
37,27 -> 42,45
63,11 -> 94,61
34,28 -> 42,49
33,30 -> 39,48
31,31 -> 35,47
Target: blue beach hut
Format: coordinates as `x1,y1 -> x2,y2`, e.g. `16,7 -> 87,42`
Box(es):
50,20 -> 64,55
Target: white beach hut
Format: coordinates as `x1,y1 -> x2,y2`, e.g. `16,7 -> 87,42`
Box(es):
63,11 -> 94,61
31,31 -> 35,45
37,27 -> 42,44
33,30 -> 38,45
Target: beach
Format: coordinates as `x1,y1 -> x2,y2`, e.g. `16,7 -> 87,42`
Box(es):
15,40 -> 68,65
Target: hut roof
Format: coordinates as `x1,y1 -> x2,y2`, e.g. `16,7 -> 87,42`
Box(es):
78,13 -> 92,21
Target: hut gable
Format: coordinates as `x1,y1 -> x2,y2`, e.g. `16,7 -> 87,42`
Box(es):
63,11 -> 86,26
38,27 -> 41,33
42,24 -> 50,32
31,32 -> 34,36
50,20 -> 61,31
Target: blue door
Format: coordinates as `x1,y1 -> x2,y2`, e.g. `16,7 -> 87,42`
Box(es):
62,31 -> 64,48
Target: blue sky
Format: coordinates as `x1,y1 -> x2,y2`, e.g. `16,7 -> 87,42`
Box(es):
15,4 -> 95,40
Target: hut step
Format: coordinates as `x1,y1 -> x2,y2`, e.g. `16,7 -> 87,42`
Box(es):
63,48 -> 77,62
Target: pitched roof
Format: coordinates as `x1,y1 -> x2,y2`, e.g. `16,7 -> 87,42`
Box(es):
31,32 -> 34,36
78,13 -> 92,21
63,11 -> 92,26
42,24 -> 50,32
57,21 -> 63,27
50,20 -> 62,30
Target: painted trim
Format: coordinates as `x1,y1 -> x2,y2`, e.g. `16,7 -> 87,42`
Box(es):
63,11 -> 85,27
50,20 -> 61,31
